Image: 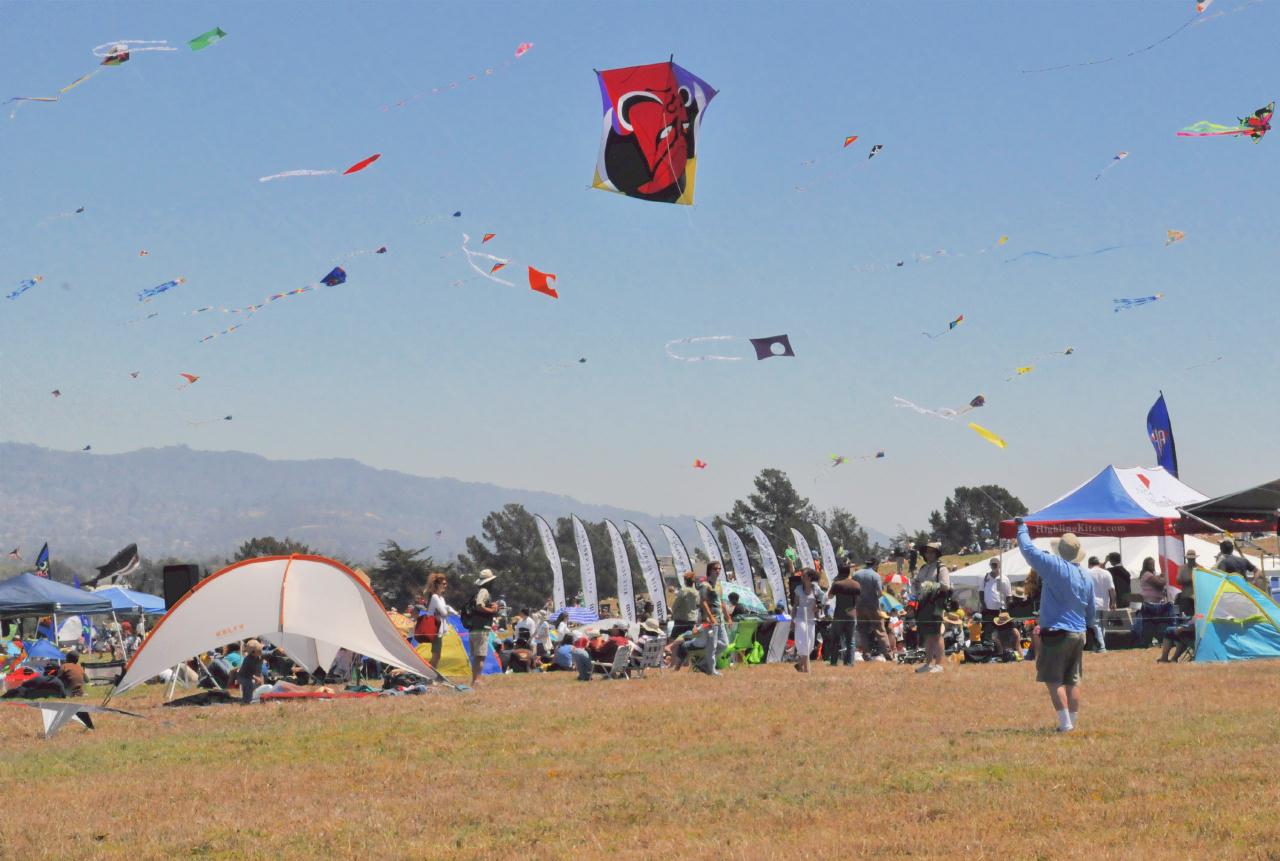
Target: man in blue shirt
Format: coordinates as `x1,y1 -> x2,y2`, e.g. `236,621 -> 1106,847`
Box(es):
1015,518 -> 1095,732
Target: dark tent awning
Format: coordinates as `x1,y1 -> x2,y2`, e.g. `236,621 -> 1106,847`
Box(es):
0,572 -> 113,616
1182,479 -> 1280,532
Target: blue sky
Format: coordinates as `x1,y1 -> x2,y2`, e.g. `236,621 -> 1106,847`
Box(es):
2,0 -> 1277,533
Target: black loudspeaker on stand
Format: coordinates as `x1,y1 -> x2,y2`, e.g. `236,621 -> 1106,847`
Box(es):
162,564 -> 202,609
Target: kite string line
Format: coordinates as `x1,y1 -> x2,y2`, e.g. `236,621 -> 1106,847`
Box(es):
1019,13 -> 1197,74
381,46 -> 525,112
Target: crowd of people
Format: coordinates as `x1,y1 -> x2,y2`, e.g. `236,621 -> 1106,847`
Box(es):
2,537 -> 1264,725
398,535 -> 1264,698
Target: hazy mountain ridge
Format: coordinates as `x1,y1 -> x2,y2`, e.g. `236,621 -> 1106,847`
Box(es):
0,443 -> 707,565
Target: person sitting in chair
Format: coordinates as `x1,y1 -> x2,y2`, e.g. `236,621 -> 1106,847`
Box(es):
1158,551 -> 1199,663
991,612 -> 1021,661
665,625 -> 708,671
1133,557 -> 1172,647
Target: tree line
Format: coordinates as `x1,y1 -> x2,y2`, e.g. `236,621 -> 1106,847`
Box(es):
9,470 -> 1024,613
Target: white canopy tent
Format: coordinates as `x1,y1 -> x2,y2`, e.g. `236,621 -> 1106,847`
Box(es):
110,555 -> 438,697
949,535 -> 1259,609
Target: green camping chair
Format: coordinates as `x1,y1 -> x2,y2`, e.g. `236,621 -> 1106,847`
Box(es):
717,618 -> 761,669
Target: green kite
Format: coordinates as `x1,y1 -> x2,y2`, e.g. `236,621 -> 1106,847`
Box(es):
188,27 -> 226,52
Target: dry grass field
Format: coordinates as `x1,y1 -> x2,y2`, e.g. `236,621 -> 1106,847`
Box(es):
3,650 -> 1280,860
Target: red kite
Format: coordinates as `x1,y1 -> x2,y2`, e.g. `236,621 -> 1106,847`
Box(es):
528,267 -> 557,298
342,153 -> 381,175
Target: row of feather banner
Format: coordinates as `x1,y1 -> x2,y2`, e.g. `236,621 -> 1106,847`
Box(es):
533,514 -> 845,623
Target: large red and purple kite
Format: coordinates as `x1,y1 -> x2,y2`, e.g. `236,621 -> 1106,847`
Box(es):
592,59 -> 716,205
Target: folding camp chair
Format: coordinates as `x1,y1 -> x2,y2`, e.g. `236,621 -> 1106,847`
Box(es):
593,644 -> 634,680
717,619 -> 760,669
631,636 -> 665,678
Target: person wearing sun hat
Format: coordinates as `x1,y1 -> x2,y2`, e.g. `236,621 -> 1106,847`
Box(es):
912,542 -> 951,674
464,569 -> 500,686
1015,518 -> 1095,732
991,611 -> 1021,659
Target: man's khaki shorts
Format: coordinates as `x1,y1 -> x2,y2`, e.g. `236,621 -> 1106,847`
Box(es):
1036,630 -> 1084,685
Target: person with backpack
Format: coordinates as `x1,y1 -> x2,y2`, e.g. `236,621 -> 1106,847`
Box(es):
463,569 -> 500,685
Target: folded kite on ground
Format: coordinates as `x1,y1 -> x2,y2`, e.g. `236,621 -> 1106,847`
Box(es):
3,701 -> 142,739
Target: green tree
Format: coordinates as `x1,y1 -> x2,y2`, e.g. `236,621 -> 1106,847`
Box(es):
716,468 -> 817,558
927,485 -> 1027,553
229,536 -> 314,563
456,504 -> 555,612
893,527 -> 933,552
369,540 -> 435,609
816,507 -> 875,563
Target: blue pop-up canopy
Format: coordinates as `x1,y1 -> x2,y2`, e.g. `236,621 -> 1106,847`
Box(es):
999,465 -> 1207,539
93,586 -> 166,615
0,573 -> 112,616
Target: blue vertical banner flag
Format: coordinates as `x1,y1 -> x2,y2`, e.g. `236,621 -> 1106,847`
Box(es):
34,543 -> 50,578
1147,391 -> 1179,478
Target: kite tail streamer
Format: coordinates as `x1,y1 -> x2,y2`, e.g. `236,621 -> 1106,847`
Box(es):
258,169 -> 338,183
664,335 -> 744,362
460,233 -> 514,286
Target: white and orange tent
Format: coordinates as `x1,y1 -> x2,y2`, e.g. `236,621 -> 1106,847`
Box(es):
109,555 -> 438,698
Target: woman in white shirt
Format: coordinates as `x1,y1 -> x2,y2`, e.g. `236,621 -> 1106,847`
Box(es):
424,572 -> 454,668
532,612 -> 552,658
791,568 -> 824,673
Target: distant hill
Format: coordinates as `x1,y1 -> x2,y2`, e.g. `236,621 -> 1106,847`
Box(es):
0,443 -> 706,566
864,525 -> 896,549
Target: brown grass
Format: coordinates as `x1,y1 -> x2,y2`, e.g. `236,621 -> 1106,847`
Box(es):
3,650 -> 1280,860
